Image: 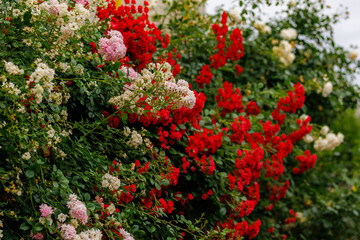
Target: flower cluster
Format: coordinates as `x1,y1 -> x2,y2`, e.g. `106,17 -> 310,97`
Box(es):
39,204 -> 54,217
195,65 -> 213,88
3,61 -> 24,75
98,30 -> 127,61
254,21 -> 271,34
33,194 -> 103,239
108,62 -> 195,116
293,150 -> 317,174
76,229 -> 103,240
313,131 -> 344,152
28,62 -> 56,104
97,0 -> 169,70
273,40 -> 296,66
127,129 -> 143,149
101,173 -> 121,191
67,194 -> 89,225
195,11 -> 244,88
280,28 -> 297,40
215,81 -> 244,117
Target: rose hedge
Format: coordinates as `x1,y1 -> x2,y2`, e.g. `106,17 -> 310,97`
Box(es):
0,0 -> 359,240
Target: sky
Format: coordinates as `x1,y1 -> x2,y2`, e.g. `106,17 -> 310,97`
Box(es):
205,0 -> 360,50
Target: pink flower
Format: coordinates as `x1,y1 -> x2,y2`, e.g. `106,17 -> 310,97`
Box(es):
39,204 -> 54,217
98,30 -> 127,61
108,30 -> 124,39
121,66 -> 137,80
67,194 -> 88,225
41,0 -> 60,15
30,232 -> 44,240
119,228 -> 135,240
61,224 -> 77,240
76,0 -> 87,5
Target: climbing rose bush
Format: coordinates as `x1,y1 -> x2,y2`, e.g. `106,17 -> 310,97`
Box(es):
0,0 -> 358,240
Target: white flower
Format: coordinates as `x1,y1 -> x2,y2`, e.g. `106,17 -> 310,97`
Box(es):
337,132 -> 344,142
349,51 -> 358,61
314,131 -> 344,151
107,203 -> 116,214
320,126 -> 329,136
45,215 -> 53,226
148,0 -> 157,8
22,152 -> 31,160
102,173 -> 121,191
101,179 -> 110,188
254,21 -> 265,29
314,137 -> 328,151
123,127 -> 131,137
229,9 -> 240,22
303,134 -> 314,143
47,128 -> 56,138
39,217 -> 46,225
280,28 -> 297,40
58,213 -> 67,223
12,9 -> 22,17
262,25 -> 272,34
3,61 -> 24,75
77,228 -> 103,240
300,114 -> 309,121
70,218 -> 79,228
273,40 -> 295,66
23,39 -> 32,46
322,82 -> 333,97
289,0 -> 296,7
128,130 -> 143,149
253,21 -> 271,34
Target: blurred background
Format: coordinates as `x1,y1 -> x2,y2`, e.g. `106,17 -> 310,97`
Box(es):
206,0 -> 360,50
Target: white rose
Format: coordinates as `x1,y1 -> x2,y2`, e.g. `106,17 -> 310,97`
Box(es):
229,9 -> 241,22
303,134 -> 314,143
322,82 -> 333,97
314,137 -> 328,151
262,25 -> 272,34
349,51 -> 358,60
320,126 -> 329,136
280,28 -> 297,40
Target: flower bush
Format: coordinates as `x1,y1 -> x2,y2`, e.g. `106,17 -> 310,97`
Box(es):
0,0 -> 359,239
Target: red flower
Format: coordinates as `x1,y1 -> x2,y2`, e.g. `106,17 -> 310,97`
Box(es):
195,65 -> 213,88
246,101 -> 260,116
201,193 -> 208,200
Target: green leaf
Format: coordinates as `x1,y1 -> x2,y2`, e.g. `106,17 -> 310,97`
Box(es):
220,207 -> 227,216
25,170 -> 35,178
84,193 -> 91,201
121,113 -> 128,123
256,114 -> 264,120
149,225 -> 156,233
59,177 -> 69,187
160,179 -> 170,186
20,222 -> 30,231
32,222 -> 43,233
87,203 -> 96,211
